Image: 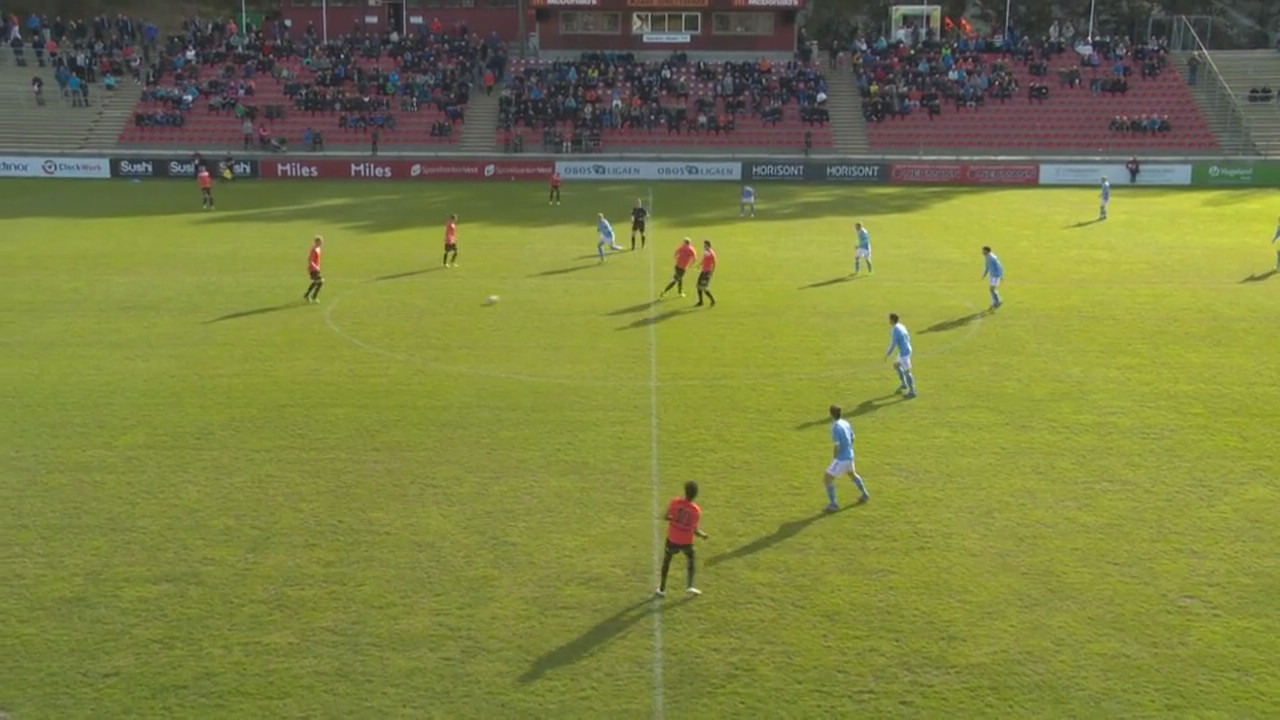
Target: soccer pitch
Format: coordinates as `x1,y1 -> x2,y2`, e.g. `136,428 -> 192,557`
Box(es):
3,178 -> 1279,717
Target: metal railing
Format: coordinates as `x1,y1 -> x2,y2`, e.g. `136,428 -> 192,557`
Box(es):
1168,15 -> 1260,156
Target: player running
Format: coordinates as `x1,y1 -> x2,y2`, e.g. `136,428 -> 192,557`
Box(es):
197,165 -> 214,210
886,313 -> 917,398
1099,176 -> 1111,221
659,238 -> 698,299
630,198 -> 648,250
303,236 -> 324,303
596,213 -> 624,261
982,246 -> 1004,309
549,171 -> 562,205
695,240 -> 717,307
657,481 -> 708,597
855,222 -> 873,275
443,213 -> 458,267
823,405 -> 869,512
740,185 -> 756,218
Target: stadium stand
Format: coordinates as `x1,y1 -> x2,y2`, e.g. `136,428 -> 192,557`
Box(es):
497,55 -> 834,153
116,22 -> 509,150
1193,49 -> 1280,156
857,34 -> 1217,153
0,14 -> 144,151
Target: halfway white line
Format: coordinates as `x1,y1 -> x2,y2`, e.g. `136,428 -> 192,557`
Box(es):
646,187 -> 665,720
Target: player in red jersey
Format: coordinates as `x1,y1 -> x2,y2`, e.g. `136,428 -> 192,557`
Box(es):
658,481 -> 708,597
197,165 -> 214,210
549,171 -> 562,206
303,236 -> 324,303
695,240 -> 716,307
443,213 -> 458,267
659,237 -> 697,299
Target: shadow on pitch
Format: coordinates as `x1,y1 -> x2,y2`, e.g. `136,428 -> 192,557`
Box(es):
708,508 -> 856,568
1064,218 -> 1103,229
519,596 -> 694,683
605,300 -> 660,316
794,394 -> 904,430
530,263 -> 598,277
617,308 -> 692,330
203,303 -> 302,324
799,275 -> 857,290
1240,269 -> 1277,284
921,311 -> 987,334
370,267 -> 445,282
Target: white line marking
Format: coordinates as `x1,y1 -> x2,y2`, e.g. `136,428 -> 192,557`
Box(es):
647,188 -> 665,720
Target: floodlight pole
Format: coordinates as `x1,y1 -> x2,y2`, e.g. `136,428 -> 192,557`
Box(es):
323,0 -> 329,42
1003,0 -> 1011,36
241,0 -> 247,36
1087,0 -> 1097,39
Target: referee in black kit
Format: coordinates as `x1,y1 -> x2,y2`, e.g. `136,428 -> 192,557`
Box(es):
630,198 -> 648,251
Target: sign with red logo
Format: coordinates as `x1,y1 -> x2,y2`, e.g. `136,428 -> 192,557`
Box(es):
261,159 -> 555,181
890,163 -> 1038,185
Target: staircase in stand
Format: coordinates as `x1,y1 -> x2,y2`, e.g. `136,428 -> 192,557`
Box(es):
826,61 -> 870,155
1197,49 -> 1280,157
458,89 -> 500,153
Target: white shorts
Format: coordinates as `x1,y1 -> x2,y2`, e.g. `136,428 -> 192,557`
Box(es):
826,458 -> 856,477
895,355 -> 912,370
856,247 -> 871,259
599,236 -> 616,246
989,277 -> 1002,288
741,200 -> 755,207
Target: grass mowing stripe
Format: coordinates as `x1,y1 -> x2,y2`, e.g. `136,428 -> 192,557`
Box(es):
647,186 -> 665,720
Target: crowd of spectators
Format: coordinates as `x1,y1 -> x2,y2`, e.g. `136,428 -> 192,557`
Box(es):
1108,114 -> 1172,133
498,53 -> 828,151
107,12 -> 508,143
4,11 -> 157,107
850,26 -> 1177,126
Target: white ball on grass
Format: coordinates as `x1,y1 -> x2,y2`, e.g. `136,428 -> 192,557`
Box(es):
486,295 -> 500,305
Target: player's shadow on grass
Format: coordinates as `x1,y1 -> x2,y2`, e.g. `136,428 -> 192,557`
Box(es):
370,267 -> 444,282
1065,218 -> 1103,229
529,263 -> 598,277
920,311 -> 986,334
799,275 -> 857,290
617,308 -> 691,330
707,508 -> 856,568
519,596 -> 694,683
793,395 -> 904,429
1240,270 -> 1277,283
605,300 -> 660,316
203,303 -> 301,323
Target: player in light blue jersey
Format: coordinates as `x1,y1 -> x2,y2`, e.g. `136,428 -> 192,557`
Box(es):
822,405 -> 869,512
854,222 -> 873,274
740,185 -> 756,218
886,313 -> 916,398
596,213 -> 624,261
1272,215 -> 1280,269
1099,176 -> 1111,221
982,246 -> 1004,309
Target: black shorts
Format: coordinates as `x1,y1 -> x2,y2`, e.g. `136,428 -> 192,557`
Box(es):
672,266 -> 686,281
445,242 -> 456,252
309,270 -> 322,281
697,271 -> 712,288
632,220 -> 646,233
665,540 -> 694,557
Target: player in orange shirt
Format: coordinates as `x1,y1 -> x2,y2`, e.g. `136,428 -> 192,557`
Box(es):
303,235 -> 324,303
443,213 -> 458,267
658,481 -> 709,597
549,171 -> 562,205
659,237 -> 697,299
695,239 -> 716,307
197,165 -> 214,211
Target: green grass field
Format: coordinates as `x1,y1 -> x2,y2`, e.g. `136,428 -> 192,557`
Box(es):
3,178 -> 1279,718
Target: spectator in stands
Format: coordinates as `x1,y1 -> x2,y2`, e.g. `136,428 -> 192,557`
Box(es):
103,72 -> 117,91
31,75 -> 45,106
1187,52 -> 1201,85
243,118 -> 254,150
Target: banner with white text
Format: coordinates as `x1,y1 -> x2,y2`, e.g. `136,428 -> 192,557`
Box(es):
0,156 -> 110,179
1039,163 -> 1192,186
554,160 -> 741,181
